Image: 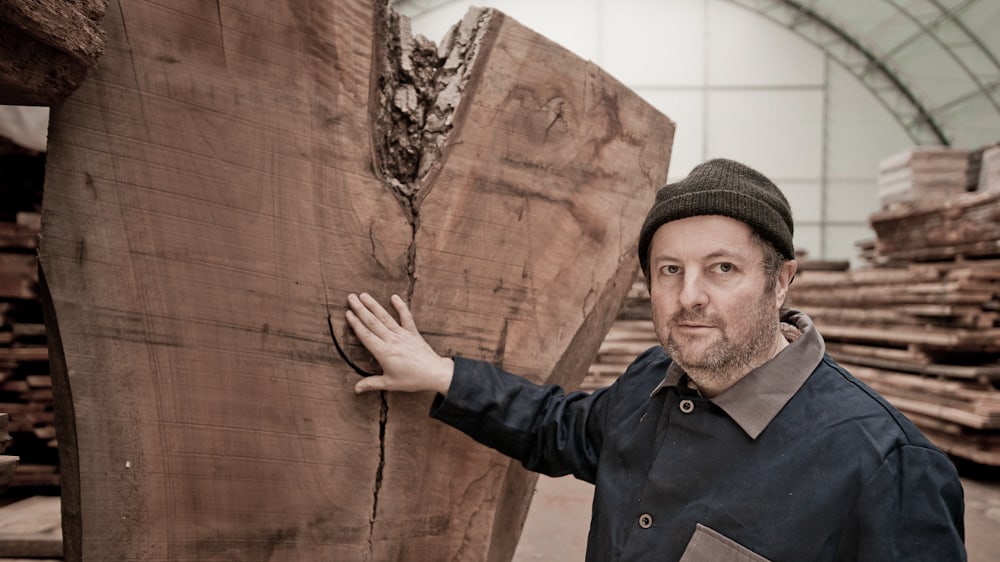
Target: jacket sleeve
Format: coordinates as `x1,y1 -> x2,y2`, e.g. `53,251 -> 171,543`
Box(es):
838,444 -> 966,561
428,355 -> 618,483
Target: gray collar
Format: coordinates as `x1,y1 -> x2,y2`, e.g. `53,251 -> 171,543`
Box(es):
649,309 -> 825,439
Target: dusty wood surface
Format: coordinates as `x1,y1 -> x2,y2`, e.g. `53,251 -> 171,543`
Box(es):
37,1 -> 674,560
0,0 -> 109,105
0,496 -> 61,558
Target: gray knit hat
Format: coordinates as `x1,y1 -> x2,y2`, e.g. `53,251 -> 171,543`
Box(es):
638,158 -> 795,276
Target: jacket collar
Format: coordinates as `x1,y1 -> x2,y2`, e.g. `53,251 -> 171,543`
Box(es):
650,309 -> 825,439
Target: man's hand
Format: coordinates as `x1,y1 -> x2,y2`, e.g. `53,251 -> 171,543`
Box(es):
345,293 -> 454,396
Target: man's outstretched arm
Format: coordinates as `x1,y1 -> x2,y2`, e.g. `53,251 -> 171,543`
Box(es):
345,292 -> 454,396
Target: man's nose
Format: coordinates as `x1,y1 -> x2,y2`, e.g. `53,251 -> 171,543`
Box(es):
678,272 -> 709,309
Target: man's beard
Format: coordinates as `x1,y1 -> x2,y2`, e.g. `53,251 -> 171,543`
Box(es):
659,290 -> 779,388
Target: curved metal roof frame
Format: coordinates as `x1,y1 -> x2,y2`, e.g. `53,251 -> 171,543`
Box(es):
394,0 -> 1000,147
727,0 -> 1000,147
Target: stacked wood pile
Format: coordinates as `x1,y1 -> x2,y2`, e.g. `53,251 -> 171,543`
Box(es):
977,144 -> 1000,193
869,189 -> 1000,264
794,145 -> 1000,466
0,413 -> 17,493
0,148 -> 59,488
877,146 -> 971,207
583,277 -> 656,390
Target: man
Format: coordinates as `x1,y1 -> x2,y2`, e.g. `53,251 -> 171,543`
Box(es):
346,158 -> 966,561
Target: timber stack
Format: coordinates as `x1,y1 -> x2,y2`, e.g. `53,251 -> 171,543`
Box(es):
583,277 -> 657,390
792,143 -> 1000,467
0,146 -> 59,489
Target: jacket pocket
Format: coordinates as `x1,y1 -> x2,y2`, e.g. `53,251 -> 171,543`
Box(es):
678,523 -> 772,562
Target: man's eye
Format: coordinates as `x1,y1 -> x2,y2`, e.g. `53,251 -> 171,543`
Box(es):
661,265 -> 681,275
717,262 -> 734,273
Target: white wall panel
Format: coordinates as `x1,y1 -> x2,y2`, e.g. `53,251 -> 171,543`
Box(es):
706,90 -> 824,179
707,1 -> 825,86
407,1 -> 477,43
825,64 -> 912,180
600,0 -> 707,87
781,180 -> 823,223
825,180 -> 880,223
793,225 -> 823,260
825,224 -> 876,265
481,0 -> 602,61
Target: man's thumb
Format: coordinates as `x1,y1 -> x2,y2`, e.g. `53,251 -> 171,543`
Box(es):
354,376 -> 386,394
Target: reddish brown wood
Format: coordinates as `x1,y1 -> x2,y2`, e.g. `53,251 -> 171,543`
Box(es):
38,1 -> 674,560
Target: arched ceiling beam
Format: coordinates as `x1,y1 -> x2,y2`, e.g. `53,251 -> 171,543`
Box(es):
725,0 -> 949,145
880,0 -> 1000,117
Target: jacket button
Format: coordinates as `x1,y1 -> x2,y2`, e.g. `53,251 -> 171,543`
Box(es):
638,513 -> 653,529
679,399 -> 694,413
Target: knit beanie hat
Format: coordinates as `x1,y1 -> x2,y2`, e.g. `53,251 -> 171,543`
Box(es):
638,158 -> 795,275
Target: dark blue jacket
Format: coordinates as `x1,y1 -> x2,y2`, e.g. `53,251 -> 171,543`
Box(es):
430,312 -> 965,561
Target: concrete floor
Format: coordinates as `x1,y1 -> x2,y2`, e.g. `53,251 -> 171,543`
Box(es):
513,469 -> 1000,561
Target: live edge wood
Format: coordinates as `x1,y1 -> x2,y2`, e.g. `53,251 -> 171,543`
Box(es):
37,1 -> 674,561
0,0 -> 109,105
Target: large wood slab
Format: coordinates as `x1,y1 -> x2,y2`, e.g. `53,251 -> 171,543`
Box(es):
38,1 -> 674,560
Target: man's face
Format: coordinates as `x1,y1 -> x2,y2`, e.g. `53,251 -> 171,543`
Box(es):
648,215 -> 792,383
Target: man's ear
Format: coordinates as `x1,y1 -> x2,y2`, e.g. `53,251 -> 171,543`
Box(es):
775,259 -> 798,306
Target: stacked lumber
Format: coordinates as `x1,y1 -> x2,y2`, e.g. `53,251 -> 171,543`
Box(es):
793,183 -> 1000,465
583,278 -> 656,390
869,189 -> 1000,263
978,144 -> 1000,193
0,413 -> 17,493
0,149 -> 59,488
877,146 -> 970,207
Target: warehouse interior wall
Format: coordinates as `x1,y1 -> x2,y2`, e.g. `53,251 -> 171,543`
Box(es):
396,0 -> 995,265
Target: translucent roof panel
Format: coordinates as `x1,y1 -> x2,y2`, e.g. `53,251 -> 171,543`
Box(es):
770,0 -> 1000,147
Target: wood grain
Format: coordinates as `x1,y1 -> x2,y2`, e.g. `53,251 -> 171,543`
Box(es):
37,1 -> 674,560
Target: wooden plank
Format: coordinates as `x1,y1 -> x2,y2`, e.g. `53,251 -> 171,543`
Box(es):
917,427 -> 1000,466
793,286 -> 994,306
36,1 -> 675,560
826,344 -> 1000,383
878,146 -> 969,174
820,323 -> 1000,350
0,496 -> 61,558
793,266 -> 940,288
0,224 -> 37,250
843,363 -> 1000,429
9,465 -> 59,488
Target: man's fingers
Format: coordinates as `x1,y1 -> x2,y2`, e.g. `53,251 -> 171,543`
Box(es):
391,294 -> 418,332
347,293 -> 394,340
345,309 -> 383,352
358,292 -> 403,332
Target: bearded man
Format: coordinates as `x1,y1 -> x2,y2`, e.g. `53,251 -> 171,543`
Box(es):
346,158 -> 966,561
